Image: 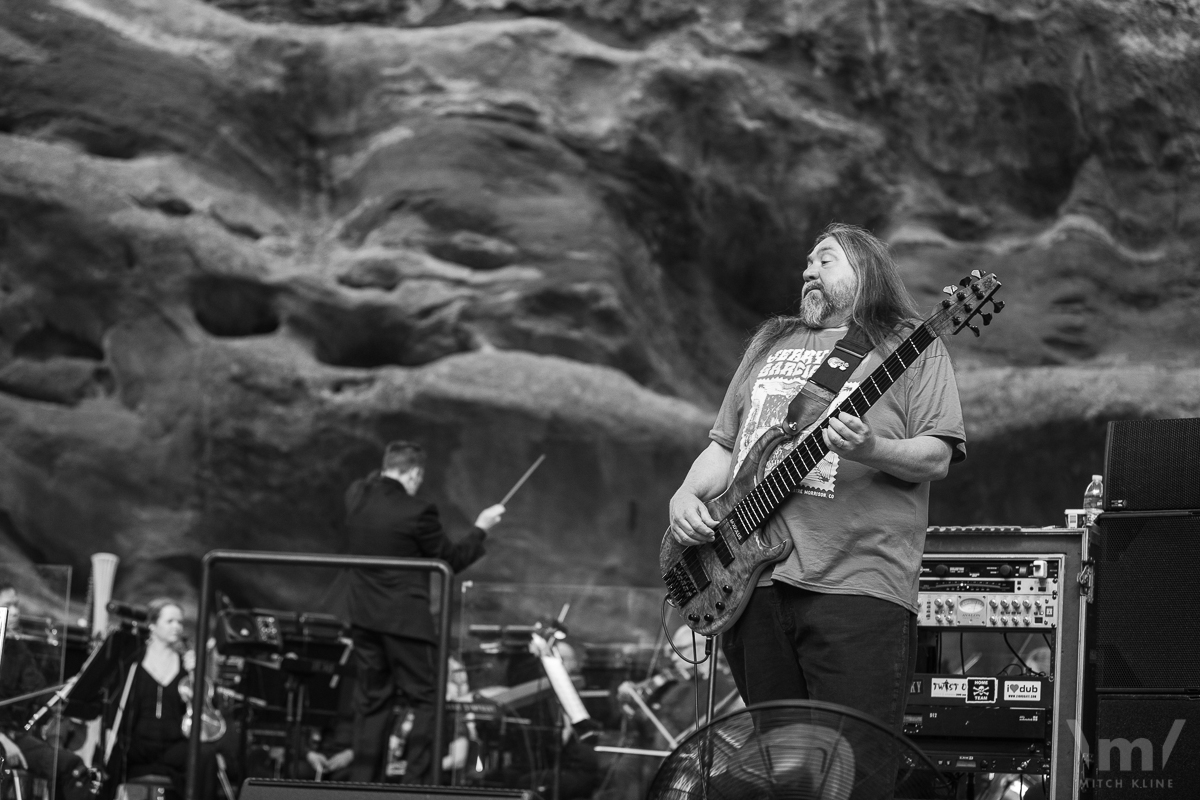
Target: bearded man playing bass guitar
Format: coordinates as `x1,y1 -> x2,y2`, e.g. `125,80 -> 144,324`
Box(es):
668,222 -> 966,733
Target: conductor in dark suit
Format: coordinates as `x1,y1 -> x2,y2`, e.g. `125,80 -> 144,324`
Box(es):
344,440 -> 505,785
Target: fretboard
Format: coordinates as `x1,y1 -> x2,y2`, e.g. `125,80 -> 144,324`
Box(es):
727,324 -> 938,534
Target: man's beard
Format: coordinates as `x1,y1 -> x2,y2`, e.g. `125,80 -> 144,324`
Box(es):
798,280 -> 855,327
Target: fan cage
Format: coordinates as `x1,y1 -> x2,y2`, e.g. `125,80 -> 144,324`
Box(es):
646,699 -> 949,800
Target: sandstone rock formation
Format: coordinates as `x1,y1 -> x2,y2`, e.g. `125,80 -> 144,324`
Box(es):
1,0 -> 1198,616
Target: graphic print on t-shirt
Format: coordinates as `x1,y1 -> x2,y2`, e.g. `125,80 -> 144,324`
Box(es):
734,346 -> 860,501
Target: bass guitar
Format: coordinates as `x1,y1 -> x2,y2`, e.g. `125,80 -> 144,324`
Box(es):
660,271 -> 1003,636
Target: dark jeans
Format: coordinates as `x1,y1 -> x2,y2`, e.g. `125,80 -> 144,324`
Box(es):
349,628 -> 436,785
721,582 -> 918,731
720,584 -> 918,798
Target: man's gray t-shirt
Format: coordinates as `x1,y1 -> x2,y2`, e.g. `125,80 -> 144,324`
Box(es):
709,325 -> 966,613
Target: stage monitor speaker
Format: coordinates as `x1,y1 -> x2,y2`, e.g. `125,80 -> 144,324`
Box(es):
1094,512 -> 1200,691
239,781 -> 536,800
1092,694 -> 1200,799
1104,418 -> 1200,512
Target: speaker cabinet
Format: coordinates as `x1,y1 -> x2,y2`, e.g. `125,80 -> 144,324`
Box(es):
1104,418 -> 1200,512
1092,695 -> 1200,799
239,781 -> 536,800
1094,512 -> 1200,691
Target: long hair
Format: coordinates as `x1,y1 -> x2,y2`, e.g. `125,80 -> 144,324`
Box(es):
743,223 -> 920,366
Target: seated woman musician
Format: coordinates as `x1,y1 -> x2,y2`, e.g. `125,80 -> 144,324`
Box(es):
122,599 -> 191,788
114,598 -> 223,800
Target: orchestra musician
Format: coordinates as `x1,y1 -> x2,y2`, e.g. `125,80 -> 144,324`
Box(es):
101,598 -> 226,800
487,642 -> 600,800
0,586 -> 94,800
292,669 -> 356,782
649,626 -> 741,741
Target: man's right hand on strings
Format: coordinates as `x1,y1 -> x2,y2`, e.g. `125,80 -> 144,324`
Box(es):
668,441 -> 731,545
669,492 -> 718,545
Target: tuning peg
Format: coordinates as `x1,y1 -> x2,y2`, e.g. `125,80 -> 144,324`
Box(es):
991,299 -> 1006,313
980,312 -> 993,326
942,285 -> 957,295
959,276 -> 972,287
967,324 -> 980,337
951,316 -> 962,327
971,269 -> 983,279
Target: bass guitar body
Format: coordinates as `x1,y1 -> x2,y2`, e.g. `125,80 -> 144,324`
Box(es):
659,425 -> 796,638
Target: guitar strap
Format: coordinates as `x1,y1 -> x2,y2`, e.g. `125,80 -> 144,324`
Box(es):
782,322 -> 873,436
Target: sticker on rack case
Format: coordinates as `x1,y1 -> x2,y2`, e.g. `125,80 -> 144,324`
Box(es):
930,677 -> 967,699
966,677 -> 998,704
1004,680 -> 1042,702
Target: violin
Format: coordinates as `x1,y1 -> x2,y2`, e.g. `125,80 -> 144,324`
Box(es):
178,637 -> 227,743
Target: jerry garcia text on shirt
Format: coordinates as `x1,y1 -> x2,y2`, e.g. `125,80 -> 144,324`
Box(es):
734,346 -> 861,501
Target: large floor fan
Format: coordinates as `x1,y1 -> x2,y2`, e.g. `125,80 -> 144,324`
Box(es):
646,700 -> 949,800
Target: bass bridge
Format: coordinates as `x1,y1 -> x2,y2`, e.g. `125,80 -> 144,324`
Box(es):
663,547 -> 711,607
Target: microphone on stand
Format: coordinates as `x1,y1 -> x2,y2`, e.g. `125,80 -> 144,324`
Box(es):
105,601 -> 150,622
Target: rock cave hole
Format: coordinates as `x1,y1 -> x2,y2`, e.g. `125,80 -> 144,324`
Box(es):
13,324 -> 104,361
190,276 -> 280,338
314,324 -> 413,370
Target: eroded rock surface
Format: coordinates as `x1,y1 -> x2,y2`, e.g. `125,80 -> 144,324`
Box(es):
1,0 -> 1198,612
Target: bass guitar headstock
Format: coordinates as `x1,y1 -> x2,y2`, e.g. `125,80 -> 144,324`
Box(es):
926,270 -> 1004,338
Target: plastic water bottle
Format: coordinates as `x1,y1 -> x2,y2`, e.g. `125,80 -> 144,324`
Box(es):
1083,474 -> 1104,526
